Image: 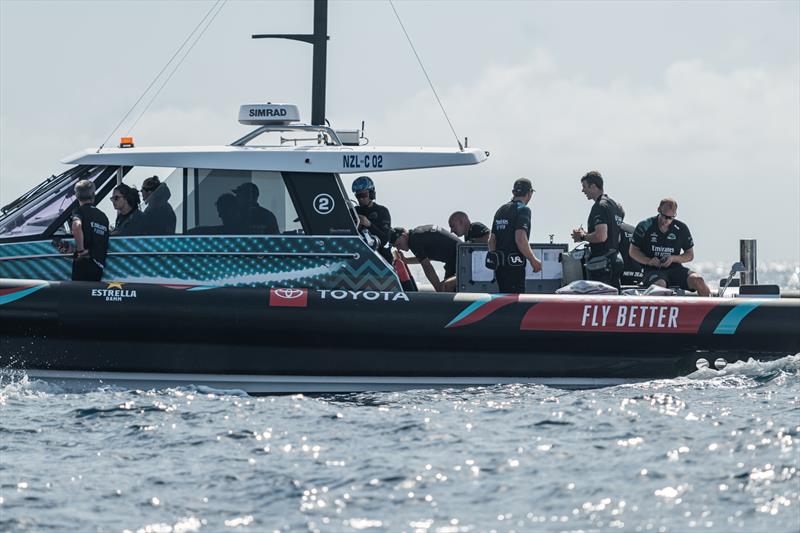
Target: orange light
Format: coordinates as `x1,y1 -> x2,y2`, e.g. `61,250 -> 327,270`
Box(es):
119,137 -> 135,148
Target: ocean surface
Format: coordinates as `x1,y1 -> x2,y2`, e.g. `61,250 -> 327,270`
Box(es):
1,355 -> 798,533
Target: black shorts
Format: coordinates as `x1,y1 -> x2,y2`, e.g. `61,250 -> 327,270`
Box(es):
496,264 -> 526,293
643,264 -> 692,290
72,257 -> 104,282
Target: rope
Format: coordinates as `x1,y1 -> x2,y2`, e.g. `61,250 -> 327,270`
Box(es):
96,0 -> 224,152
126,0 -> 227,136
388,0 -> 463,151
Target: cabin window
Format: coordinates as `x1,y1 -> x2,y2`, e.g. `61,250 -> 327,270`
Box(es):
0,165 -> 115,240
184,169 -> 303,235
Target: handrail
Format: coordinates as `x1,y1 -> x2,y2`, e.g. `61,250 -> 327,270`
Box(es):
230,124 -> 342,147
0,251 -> 358,262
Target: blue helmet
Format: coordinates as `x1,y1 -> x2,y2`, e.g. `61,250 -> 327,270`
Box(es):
352,176 -> 375,200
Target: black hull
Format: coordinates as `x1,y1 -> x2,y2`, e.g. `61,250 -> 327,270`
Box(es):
2,279 -> 798,392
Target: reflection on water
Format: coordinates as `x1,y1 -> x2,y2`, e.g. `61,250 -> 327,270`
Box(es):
1,355 -> 798,532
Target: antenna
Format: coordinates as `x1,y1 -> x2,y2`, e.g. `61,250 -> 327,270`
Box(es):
252,0 -> 329,126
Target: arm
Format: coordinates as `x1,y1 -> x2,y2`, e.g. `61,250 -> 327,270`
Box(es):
581,223 -> 608,244
475,233 -> 490,244
663,247 -> 693,267
71,219 -> 87,255
515,229 -> 541,272
419,258 -> 442,291
629,243 -> 660,267
487,233 -> 496,252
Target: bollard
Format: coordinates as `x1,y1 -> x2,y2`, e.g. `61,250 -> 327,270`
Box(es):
740,239 -> 758,285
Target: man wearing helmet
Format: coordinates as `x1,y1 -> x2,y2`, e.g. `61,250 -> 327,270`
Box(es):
352,176 -> 393,263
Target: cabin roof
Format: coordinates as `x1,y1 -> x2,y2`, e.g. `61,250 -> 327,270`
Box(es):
62,144 -> 489,173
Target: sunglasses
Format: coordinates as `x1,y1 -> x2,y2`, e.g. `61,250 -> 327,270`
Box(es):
355,191 -> 370,198
658,211 -> 676,220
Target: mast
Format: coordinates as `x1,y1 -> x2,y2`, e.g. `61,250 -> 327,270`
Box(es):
252,0 -> 329,126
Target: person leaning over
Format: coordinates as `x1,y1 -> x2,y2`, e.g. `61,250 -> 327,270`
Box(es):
629,197 -> 711,296
448,211 -> 490,244
571,170 -> 623,289
59,180 -> 109,282
391,225 -> 461,292
486,178 -> 542,293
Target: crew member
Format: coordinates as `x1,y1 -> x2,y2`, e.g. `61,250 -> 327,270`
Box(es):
448,211 -> 490,244
617,202 -> 643,286
110,183 -> 146,236
140,176 -> 176,235
233,182 -> 280,235
391,225 -> 460,292
571,170 -> 623,289
62,180 -> 109,282
487,178 -> 542,293
352,176 -> 392,262
629,198 -> 711,296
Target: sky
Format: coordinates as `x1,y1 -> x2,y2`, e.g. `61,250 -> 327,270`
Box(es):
1,0 -> 798,262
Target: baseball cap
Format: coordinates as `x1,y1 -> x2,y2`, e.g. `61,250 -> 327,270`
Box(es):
512,178 -> 534,195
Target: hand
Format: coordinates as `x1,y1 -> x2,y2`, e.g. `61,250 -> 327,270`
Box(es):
661,255 -> 674,267
58,242 -> 74,254
571,228 -> 585,243
648,257 -> 662,267
531,257 -> 542,273
358,215 -> 370,228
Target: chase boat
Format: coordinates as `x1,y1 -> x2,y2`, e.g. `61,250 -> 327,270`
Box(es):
1,1 -> 798,393
1,101 -> 798,393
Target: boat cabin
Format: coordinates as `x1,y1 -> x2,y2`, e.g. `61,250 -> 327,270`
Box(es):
0,104 -> 490,291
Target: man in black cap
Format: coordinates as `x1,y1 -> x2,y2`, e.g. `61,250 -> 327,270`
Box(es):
390,225 -> 461,292
233,182 -> 280,235
487,178 -> 542,293
571,170 -> 623,289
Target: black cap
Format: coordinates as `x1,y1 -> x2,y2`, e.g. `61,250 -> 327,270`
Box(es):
389,227 -> 406,246
512,178 -> 534,195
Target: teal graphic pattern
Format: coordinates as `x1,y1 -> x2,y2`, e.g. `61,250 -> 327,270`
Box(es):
0,236 -> 400,290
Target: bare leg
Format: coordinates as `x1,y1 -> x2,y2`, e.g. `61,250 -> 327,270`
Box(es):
442,276 -> 457,292
688,274 -> 711,297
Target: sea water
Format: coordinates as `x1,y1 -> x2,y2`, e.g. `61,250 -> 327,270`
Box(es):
1,355 -> 798,533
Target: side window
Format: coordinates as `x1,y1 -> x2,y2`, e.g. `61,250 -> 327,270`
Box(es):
185,169 -> 303,235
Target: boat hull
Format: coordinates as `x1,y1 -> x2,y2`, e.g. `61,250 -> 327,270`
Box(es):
2,279 -> 798,392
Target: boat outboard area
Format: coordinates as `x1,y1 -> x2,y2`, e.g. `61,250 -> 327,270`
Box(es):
0,103 -> 798,393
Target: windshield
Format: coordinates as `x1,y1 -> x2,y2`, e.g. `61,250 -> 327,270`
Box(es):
0,165 -> 115,240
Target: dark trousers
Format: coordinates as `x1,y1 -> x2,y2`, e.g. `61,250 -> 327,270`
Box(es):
72,258 -> 103,282
587,262 -> 622,289
496,265 -> 526,293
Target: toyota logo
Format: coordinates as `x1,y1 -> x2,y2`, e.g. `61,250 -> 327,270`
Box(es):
275,288 -> 305,299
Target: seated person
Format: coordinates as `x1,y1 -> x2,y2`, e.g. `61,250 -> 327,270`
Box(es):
629,197 -> 711,296
448,211 -> 490,244
110,183 -> 146,236
140,176 -> 176,235
187,193 -> 244,235
390,225 -> 460,292
233,182 -> 279,235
